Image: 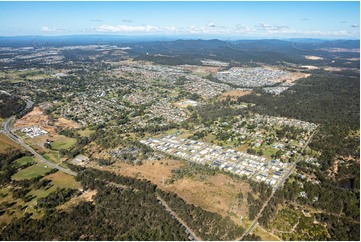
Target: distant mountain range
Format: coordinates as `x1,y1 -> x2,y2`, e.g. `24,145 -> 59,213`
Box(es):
0,35 -> 359,48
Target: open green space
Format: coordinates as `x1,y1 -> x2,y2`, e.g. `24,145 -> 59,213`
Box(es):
1,170 -> 81,225
263,147 -> 277,159
78,128 -> 95,137
51,137 -> 77,150
13,156 -> 34,166
26,172 -> 80,199
12,164 -> 53,180
43,151 -> 61,164
44,172 -> 80,189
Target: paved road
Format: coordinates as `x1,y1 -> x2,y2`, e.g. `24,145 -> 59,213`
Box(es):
1,95 -> 76,176
238,128 -> 319,240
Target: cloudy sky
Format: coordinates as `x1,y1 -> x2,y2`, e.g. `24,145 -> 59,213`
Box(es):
0,1 -> 359,39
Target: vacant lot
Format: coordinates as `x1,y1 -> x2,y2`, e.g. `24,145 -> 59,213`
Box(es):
51,137 -> 77,150
44,171 -> 80,189
220,89 -> 252,100
43,150 -> 61,164
78,128 -> 95,137
14,106 -> 55,133
304,55 -> 324,60
169,174 -> 250,224
12,164 -> 53,180
274,71 -> 310,84
54,117 -> 80,129
14,106 -> 79,133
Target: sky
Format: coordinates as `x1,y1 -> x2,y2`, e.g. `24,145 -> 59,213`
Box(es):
0,1 -> 359,39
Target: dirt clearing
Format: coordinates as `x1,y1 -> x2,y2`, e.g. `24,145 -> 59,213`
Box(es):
14,106 -> 80,133
304,55 -> 324,60
220,89 -> 252,100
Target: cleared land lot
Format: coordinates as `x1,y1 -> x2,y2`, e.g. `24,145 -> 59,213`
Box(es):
78,128 -> 95,137
14,106 -> 79,133
220,89 -> 252,100
51,137 -> 77,150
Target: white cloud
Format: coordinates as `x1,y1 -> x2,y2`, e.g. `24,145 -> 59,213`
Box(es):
40,26 -> 64,32
95,24 -> 159,33
299,30 -> 353,36
257,22 -> 289,31
85,23 -> 357,38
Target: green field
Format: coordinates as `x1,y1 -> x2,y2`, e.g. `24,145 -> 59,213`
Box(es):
43,151 -> 61,164
1,170 -> 81,224
51,137 -> 77,150
27,172 -> 80,199
263,147 -> 277,159
78,129 -> 95,137
13,156 -> 34,166
12,164 -> 53,180
45,172 -> 80,189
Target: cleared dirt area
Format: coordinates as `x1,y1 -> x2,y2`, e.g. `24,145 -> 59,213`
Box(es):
88,159 -> 250,224
300,65 -> 320,70
14,106 -> 55,133
14,106 -> 80,133
55,117 -> 80,129
304,55 -> 324,60
170,174 -> 250,224
105,159 -> 182,185
323,66 -> 359,72
274,72 -> 310,84
181,65 -> 223,75
220,89 -> 252,100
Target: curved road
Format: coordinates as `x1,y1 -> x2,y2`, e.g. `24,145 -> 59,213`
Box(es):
1,94 -> 76,176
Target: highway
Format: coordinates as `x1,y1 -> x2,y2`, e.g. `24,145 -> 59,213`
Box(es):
238,127 -> 318,240
1,94 -> 76,176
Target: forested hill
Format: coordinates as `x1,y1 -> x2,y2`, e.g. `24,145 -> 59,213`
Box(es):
0,93 -> 25,118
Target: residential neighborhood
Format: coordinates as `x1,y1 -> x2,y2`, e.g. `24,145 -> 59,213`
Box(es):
141,135 -> 292,188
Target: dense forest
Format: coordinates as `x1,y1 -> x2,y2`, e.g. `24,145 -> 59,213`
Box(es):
1,166 -> 245,240
0,93 -> 25,118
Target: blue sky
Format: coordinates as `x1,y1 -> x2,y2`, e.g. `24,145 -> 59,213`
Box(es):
0,1 -> 359,39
